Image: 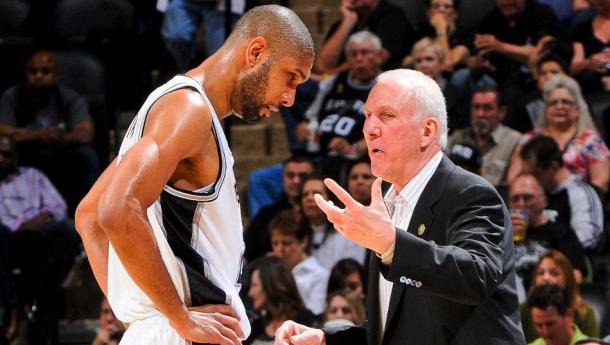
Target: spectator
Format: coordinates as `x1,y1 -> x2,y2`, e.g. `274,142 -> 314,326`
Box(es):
247,155 -> 314,218
92,298 -> 125,345
448,85 -> 521,188
406,0 -> 471,71
527,283 -> 589,345
159,0 -> 244,72
508,74 -> 610,193
508,173 -> 587,290
570,0 -> 610,93
300,176 -> 366,270
506,54 -> 571,133
410,37 -> 471,130
314,0 -> 411,73
0,134 -> 81,343
472,0 -> 565,86
246,256 -> 316,345
269,209 -> 329,315
345,157 -> 374,206
526,38 -> 574,80
519,135 -> 605,251
0,50 -> 100,213
244,156 -> 314,261
411,38 -> 446,86
323,291 -> 365,328
298,31 -> 381,180
521,251 -> 598,342
326,258 -> 367,300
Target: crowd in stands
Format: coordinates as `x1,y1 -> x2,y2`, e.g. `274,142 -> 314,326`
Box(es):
1,0 -> 610,344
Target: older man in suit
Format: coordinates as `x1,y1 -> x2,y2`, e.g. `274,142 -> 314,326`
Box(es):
274,69 -> 525,345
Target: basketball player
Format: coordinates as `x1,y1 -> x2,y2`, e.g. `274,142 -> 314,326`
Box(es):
74,5 -> 314,344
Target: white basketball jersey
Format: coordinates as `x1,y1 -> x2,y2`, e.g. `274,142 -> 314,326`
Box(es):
107,75 -> 250,338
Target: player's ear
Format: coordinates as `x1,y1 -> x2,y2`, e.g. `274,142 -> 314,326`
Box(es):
246,37 -> 268,68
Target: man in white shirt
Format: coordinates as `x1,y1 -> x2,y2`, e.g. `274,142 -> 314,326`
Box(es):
275,69 -> 525,345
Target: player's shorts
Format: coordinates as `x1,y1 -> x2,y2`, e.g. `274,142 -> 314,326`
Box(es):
120,315 -> 189,345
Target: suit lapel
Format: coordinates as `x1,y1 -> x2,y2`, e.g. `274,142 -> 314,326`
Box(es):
382,156 -> 455,337
368,254 -> 382,345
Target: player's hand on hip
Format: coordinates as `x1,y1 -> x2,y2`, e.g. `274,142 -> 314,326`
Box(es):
172,308 -> 244,345
314,177 -> 395,255
190,304 -> 240,320
274,320 -> 325,345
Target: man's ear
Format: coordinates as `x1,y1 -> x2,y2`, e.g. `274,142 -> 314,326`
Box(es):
421,117 -> 440,148
246,37 -> 268,67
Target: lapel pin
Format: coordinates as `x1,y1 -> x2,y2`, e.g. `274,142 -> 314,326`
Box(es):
417,224 -> 426,236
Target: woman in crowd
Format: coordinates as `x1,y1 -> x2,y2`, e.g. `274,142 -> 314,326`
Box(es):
345,157 -> 374,206
323,290 -> 366,328
300,175 -> 366,270
520,250 -> 598,342
269,209 -> 329,315
402,0 -> 471,71
326,258 -> 367,300
508,74 -> 610,192
246,256 -> 316,345
92,298 -> 124,345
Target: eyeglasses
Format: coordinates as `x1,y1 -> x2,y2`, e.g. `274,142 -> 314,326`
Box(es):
349,173 -> 373,180
284,171 -> 310,180
546,98 -> 576,107
509,193 -> 536,203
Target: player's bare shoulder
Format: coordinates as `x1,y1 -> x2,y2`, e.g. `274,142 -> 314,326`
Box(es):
144,85 -> 221,190
144,87 -> 215,158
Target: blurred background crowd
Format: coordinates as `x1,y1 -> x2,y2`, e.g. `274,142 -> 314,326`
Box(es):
1,0 -> 610,344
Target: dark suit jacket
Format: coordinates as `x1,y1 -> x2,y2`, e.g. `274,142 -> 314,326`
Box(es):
325,156 -> 525,345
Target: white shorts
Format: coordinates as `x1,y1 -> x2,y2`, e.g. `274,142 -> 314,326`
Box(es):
120,315 -> 189,345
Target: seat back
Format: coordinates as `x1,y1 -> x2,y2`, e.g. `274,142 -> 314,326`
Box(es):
55,0 -> 135,42
55,50 -> 112,164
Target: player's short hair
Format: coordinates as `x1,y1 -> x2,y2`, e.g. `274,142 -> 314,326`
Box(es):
229,5 -> 314,62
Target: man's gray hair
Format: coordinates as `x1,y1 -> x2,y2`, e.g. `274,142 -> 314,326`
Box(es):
345,30 -> 383,54
377,69 -> 448,148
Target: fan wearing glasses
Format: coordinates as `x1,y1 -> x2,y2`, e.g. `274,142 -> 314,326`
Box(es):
508,173 -> 586,295
507,74 -> 610,193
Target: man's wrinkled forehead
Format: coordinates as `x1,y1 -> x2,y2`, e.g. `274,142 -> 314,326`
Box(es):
364,80 -> 409,114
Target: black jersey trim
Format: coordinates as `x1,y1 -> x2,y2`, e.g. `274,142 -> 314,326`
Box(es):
160,190 -> 227,307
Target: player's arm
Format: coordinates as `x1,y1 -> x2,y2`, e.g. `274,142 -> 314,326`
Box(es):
75,157 -> 118,296
78,91 -> 242,344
